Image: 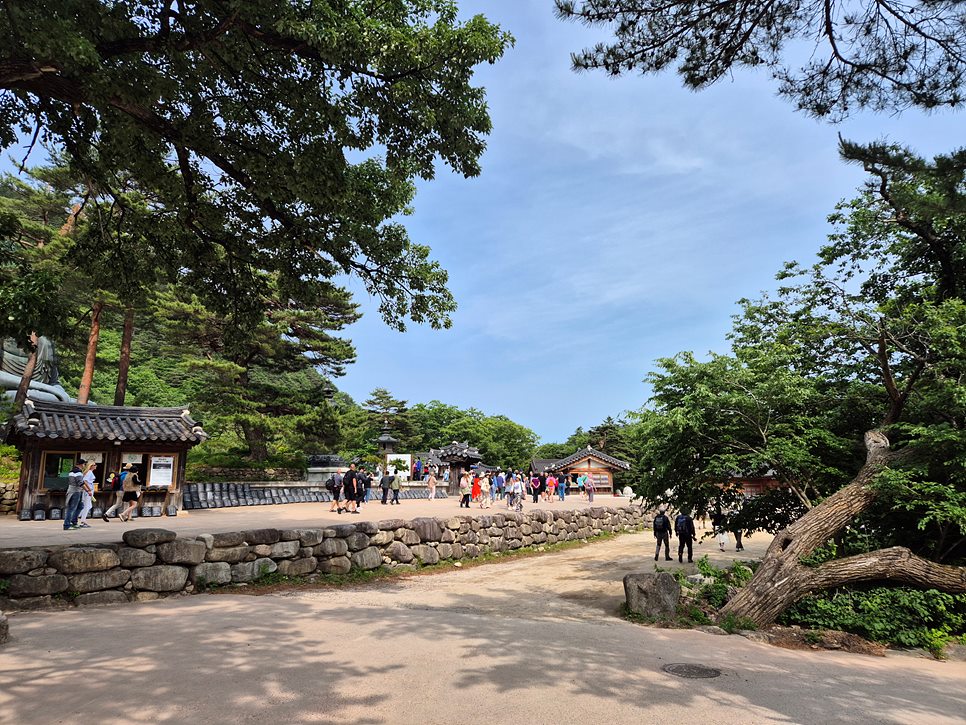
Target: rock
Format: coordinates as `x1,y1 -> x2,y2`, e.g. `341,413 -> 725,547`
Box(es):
190,562 -> 231,586
130,565 -> 189,592
696,625 -> 729,636
279,529 -> 301,541
230,558 -> 277,583
450,543 -> 464,559
370,530 -> 394,546
75,590 -> 129,607
520,524 -> 532,536
0,594 -> 66,611
385,541 -> 414,563
395,529 -> 421,545
412,517 -> 443,542
156,540 -> 207,565
48,547 -> 120,574
623,572 -> 680,619
7,573 -> 68,597
411,544 -> 440,566
269,541 -> 300,559
440,529 -> 456,544
318,556 -> 351,575
242,529 -> 280,545
196,534 -> 214,550
322,528 -> 338,538
132,592 -> 159,602
739,630 -> 771,644
355,521 -> 379,535
211,531 -> 246,547
464,544 -> 480,557
329,524 -> 357,538
378,519 -> 408,530
298,547 -> 314,558
205,546 -> 250,564
686,575 -> 715,587
436,543 -> 453,559
0,612 -> 7,644
278,557 -> 317,577
315,538 -> 348,557
252,544 -> 273,556
345,533 -> 371,552
68,568 -> 130,593
122,529 -> 177,548
0,549 -> 47,575
350,546 -> 383,571
297,529 -> 325,547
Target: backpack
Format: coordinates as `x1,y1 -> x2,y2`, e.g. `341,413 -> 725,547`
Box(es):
324,475 -> 336,492
674,514 -> 688,534
653,514 -> 670,534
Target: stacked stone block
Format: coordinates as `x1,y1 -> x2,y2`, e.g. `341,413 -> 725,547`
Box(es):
0,505 -> 646,612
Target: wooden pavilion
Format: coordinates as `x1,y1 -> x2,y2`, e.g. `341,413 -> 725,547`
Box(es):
530,446 -> 631,494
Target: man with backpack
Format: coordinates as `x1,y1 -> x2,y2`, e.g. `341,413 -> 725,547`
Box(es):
326,469 -> 344,513
674,511 -> 697,563
652,505 -> 673,561
63,460 -> 85,531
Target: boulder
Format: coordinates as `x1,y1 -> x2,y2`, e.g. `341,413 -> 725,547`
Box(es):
75,590 -> 128,607
7,573 -> 68,597
269,541 -> 300,559
117,547 -> 156,568
378,519 -> 407,530
48,547 -> 120,574
450,543 -> 464,559
242,529 -> 280,545
252,544 -> 273,556
156,540 -> 207,566
440,529 -> 456,544
436,543 -> 453,560
0,611 -> 7,644
131,565 -> 189,592
132,592 -> 159,603
297,529 -> 325,547
278,529 -> 301,541
385,541 -> 414,564
444,518 -> 461,530
350,546 -> 383,571
196,534 -> 214,550
68,568 -> 130,593
395,529 -> 421,545
278,557 -> 317,577
411,544 -> 440,566
328,524 -> 357,538
464,544 -> 480,557
190,562 -> 231,586
354,521 -> 379,535
205,546 -> 250,564
623,572 -> 680,619
370,531 -> 394,546
318,556 -> 351,575
230,558 -> 277,583
315,538 -> 348,557
412,517 -> 443,542
0,549 -> 47,575
345,533 -> 371,552
686,575 -> 716,587
211,531 -> 246,547
122,529 -> 177,548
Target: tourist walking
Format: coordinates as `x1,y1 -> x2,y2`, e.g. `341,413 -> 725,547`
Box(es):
530,474 -> 540,504
585,475 -> 596,503
357,468 -> 370,508
577,474 -> 586,499
494,470 -> 505,500
459,471 -> 472,508
471,472 -> 481,503
674,511 -> 697,563
118,465 -> 141,522
327,469 -> 344,513
102,468 -> 123,522
342,463 -> 359,514
479,473 -> 492,509
380,470 -> 393,504
74,460 -> 97,528
711,512 -> 729,550
653,506 -> 673,561
427,470 -> 437,500
390,473 -> 401,505
63,461 -> 85,531
558,474 -> 567,501
509,475 -> 523,512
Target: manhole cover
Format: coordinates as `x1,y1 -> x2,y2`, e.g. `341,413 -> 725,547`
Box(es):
662,663 -> 722,679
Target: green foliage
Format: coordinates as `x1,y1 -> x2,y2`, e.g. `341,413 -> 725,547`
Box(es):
701,580 -> 729,608
781,587 -> 966,655
718,614 -> 758,634
0,444 -> 19,482
695,555 -> 718,579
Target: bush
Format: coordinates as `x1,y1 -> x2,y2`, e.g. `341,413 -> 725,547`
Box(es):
781,586 -> 966,655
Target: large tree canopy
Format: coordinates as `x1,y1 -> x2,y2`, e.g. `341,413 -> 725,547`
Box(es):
0,1 -> 512,329
555,0 -> 966,118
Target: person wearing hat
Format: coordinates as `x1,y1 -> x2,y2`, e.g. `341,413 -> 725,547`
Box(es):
102,463 -> 132,521
653,505 -> 673,562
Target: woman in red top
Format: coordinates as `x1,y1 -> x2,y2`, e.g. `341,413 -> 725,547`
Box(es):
471,472 -> 481,501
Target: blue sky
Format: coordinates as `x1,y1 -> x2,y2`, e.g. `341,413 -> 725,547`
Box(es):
336,2 -> 965,443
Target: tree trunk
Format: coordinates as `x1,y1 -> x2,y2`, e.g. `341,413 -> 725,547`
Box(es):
715,430 -> 961,628
76,301 -> 104,404
13,350 -> 37,410
113,306 -> 135,406
239,419 -> 269,463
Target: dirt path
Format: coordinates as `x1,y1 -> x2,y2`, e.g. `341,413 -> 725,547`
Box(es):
1,532 -> 963,725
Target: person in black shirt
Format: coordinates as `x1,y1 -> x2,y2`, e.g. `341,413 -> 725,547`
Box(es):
342,463 -> 359,514
653,506 -> 673,561
674,511 -> 697,563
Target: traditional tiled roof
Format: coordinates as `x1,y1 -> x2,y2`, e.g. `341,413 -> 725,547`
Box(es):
10,399 -> 208,444
547,446 -> 631,472
438,441 -> 482,463
530,458 -> 563,473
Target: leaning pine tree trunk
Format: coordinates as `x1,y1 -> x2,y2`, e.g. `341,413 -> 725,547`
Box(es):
76,301 -> 104,405
13,350 -> 38,410
113,306 -> 135,406
718,431 -> 966,628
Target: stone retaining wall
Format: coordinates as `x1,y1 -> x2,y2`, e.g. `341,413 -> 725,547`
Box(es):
0,481 -> 16,516
0,505 -> 646,612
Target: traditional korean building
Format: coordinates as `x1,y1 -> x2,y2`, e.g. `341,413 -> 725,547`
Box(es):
530,446 -> 631,494
7,399 -> 208,515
